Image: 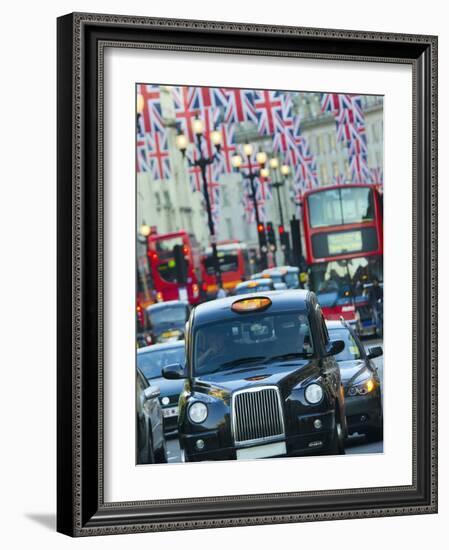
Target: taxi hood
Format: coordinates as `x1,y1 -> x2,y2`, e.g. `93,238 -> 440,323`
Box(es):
193,360 -> 318,395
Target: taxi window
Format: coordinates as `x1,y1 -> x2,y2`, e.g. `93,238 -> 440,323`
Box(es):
193,311 -> 314,376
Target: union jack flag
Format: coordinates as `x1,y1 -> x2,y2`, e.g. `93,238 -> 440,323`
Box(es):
147,131 -> 171,180
349,152 -> 372,183
223,88 -> 257,125
192,86 -> 228,111
332,173 -> 346,185
272,93 -> 296,153
218,124 -> 236,173
370,167 -> 383,184
136,140 -> 150,173
172,86 -> 201,142
241,191 -> 266,224
321,93 -> 353,115
137,84 -> 165,134
347,124 -> 368,158
254,90 -> 283,136
242,193 -> 256,224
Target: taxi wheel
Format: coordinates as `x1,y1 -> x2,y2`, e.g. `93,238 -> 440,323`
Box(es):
155,439 -> 168,463
330,419 -> 346,455
145,435 -> 155,464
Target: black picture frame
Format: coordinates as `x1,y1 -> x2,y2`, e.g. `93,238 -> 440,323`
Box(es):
57,12 -> 438,536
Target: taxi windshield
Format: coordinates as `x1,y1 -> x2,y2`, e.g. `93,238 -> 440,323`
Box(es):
328,327 -> 362,361
147,305 -> 188,326
193,311 -> 314,376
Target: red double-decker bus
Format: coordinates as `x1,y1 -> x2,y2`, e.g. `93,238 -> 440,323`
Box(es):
200,240 -> 251,296
302,183 -> 383,334
147,230 -> 201,305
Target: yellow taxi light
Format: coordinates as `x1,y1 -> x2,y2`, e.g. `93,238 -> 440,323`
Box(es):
247,281 -> 258,288
231,297 -> 272,313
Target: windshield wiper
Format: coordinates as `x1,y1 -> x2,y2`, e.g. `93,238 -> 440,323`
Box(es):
263,352 -> 312,363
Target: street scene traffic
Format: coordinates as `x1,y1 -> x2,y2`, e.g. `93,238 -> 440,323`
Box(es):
135,84 -> 384,464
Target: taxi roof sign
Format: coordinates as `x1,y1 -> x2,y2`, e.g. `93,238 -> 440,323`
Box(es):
231,297 -> 272,313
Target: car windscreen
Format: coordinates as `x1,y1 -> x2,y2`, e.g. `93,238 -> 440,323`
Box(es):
284,271 -> 299,288
147,305 -> 188,325
137,346 -> 186,379
328,327 -> 362,361
235,283 -> 272,295
193,311 -> 314,376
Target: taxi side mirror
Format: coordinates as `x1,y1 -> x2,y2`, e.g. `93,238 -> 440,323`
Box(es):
367,346 -> 383,360
327,339 -> 345,356
162,363 -> 186,380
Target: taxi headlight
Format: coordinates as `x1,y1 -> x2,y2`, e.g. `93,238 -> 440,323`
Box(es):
188,402 -> 208,423
305,383 -> 324,405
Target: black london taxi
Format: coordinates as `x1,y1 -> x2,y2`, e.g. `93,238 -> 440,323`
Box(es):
162,290 -> 347,462
144,300 -> 190,345
327,319 -> 383,441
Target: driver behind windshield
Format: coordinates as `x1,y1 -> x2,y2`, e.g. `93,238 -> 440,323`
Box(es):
194,313 -> 314,376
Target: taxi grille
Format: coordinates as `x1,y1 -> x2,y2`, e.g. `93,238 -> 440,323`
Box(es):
231,387 -> 285,445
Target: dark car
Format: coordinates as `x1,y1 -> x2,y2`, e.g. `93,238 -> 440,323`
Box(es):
234,278 -> 275,295
163,290 -> 347,462
136,368 -> 167,464
137,342 -> 186,435
144,300 -> 190,345
326,319 -> 383,441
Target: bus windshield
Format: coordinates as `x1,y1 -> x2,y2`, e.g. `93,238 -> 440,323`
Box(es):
204,252 -> 239,275
307,187 -> 374,228
310,257 -> 383,307
153,236 -> 188,283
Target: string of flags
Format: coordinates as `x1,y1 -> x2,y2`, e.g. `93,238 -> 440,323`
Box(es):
321,93 -> 382,184
137,85 -> 381,228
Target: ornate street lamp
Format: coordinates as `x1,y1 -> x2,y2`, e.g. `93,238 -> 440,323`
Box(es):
176,117 -> 223,288
232,143 -> 269,269
268,157 -> 291,264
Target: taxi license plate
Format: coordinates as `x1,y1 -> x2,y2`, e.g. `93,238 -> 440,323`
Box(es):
236,441 -> 286,460
162,407 -> 179,418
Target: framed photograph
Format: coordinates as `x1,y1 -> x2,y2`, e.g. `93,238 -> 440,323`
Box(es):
57,12 -> 437,536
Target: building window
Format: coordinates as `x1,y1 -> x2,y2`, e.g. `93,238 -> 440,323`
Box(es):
320,164 -> 329,185
225,218 -> 233,239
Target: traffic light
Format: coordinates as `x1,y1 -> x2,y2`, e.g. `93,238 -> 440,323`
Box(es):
136,304 -> 144,328
257,222 -> 267,251
278,224 -> 290,251
266,222 -> 276,253
173,244 -> 188,284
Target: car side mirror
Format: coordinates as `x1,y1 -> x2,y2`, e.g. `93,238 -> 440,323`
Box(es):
143,385 -> 160,401
327,339 -> 345,356
162,363 -> 186,380
367,346 -> 383,360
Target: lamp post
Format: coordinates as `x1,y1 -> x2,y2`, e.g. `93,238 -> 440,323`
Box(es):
138,222 -> 152,301
232,144 -> 269,269
176,117 -> 223,288
268,158 -> 291,264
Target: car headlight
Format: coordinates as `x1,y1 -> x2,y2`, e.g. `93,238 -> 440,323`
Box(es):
305,383 -> 324,404
161,396 -> 170,406
347,377 -> 375,396
188,402 -> 208,423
